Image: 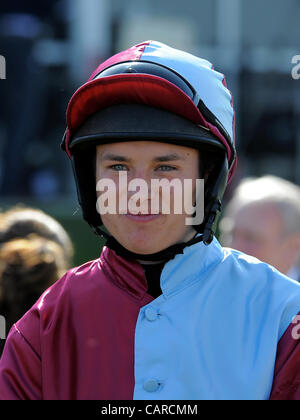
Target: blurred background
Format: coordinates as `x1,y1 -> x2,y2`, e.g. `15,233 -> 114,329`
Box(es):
0,0 -> 300,266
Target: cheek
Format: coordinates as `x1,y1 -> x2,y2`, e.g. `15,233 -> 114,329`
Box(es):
101,213 -> 127,238
162,212 -> 193,238
100,213 -> 114,230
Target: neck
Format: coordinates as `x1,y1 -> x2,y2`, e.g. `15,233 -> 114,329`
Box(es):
137,259 -> 167,265
105,231 -> 203,262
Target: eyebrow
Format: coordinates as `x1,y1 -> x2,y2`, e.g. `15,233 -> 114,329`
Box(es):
100,153 -> 131,162
152,153 -> 184,162
100,153 -> 184,162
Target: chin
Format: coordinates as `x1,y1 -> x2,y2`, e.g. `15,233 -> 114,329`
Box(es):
124,241 -> 164,255
120,234 -> 169,255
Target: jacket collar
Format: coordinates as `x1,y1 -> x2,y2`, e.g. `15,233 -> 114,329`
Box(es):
100,246 -> 148,300
99,237 -> 224,300
160,236 -> 224,297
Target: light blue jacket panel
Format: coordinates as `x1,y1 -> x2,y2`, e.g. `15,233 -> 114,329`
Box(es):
133,237 -> 300,400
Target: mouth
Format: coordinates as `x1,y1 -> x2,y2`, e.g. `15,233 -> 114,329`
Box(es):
124,212 -> 162,223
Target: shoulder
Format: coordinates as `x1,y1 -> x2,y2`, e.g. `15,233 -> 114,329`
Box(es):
13,258 -> 102,345
38,258 -> 102,308
219,243 -> 300,338
221,243 -> 300,290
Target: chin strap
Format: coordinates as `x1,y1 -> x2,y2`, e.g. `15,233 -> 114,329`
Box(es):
92,225 -> 204,261
202,199 -> 222,246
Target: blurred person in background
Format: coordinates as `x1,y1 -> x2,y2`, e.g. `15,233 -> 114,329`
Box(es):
219,175 -> 300,281
0,205 -> 73,355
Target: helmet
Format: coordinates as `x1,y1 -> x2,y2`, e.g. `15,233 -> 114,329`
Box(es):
61,40 -> 237,257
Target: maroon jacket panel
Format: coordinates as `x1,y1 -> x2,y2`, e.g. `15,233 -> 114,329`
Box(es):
270,314 -> 300,400
0,247 -> 153,400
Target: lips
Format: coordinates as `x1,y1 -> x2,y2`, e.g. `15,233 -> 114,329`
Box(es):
127,212 -> 158,216
124,213 -> 161,222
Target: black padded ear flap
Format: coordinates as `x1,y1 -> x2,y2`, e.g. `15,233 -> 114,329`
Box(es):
201,155 -> 228,244
72,148 -> 102,229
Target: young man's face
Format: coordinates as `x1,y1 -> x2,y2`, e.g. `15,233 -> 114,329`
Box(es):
96,141 -> 200,255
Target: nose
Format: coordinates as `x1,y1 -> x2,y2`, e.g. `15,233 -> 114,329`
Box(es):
131,167 -> 152,183
126,167 -> 153,196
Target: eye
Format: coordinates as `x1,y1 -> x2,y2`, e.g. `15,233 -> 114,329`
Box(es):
156,165 -> 177,172
109,164 -> 129,171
